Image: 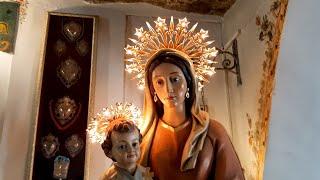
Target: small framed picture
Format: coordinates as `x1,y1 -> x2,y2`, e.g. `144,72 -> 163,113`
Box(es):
0,2 -> 19,53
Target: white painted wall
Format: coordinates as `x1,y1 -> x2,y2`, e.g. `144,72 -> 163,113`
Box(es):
0,0 -> 227,179
0,53 -> 11,180
224,0 -> 320,179
0,53 -> 12,143
264,1 -> 320,180
223,0 -> 268,179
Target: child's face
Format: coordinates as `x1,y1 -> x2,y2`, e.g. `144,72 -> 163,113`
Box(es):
110,128 -> 140,167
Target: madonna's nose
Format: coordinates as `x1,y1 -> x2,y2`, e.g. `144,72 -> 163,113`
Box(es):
165,79 -> 174,93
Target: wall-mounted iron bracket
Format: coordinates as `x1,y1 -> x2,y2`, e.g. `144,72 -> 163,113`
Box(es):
215,39 -> 242,86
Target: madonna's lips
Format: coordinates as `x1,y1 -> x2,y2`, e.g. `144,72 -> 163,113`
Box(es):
166,96 -> 176,100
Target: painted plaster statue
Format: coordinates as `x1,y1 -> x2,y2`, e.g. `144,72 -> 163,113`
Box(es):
87,103 -> 153,180
100,119 -> 153,180
125,17 -> 245,180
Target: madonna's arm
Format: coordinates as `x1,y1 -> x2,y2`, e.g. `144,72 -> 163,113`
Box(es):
208,120 -> 245,180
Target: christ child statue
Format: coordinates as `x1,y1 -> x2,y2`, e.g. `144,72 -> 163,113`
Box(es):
100,119 -> 153,180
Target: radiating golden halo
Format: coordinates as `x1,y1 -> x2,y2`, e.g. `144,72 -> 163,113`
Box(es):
125,16 -> 219,90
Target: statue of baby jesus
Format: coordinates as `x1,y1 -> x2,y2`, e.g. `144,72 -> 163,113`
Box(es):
100,119 -> 153,180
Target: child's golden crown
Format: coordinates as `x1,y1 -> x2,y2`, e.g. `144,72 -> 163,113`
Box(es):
87,102 -> 141,144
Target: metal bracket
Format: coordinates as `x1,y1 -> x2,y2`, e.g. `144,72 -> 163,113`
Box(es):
216,39 -> 242,86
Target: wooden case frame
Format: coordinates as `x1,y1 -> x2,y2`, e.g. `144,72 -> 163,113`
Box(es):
26,12 -> 98,180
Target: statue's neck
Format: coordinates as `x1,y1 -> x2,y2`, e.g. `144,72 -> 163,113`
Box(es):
162,104 -> 187,127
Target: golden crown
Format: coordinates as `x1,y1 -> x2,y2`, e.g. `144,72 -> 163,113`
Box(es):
87,102 -> 142,144
125,16 -> 219,90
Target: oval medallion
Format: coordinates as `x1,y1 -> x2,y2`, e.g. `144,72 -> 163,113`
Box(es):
57,58 -> 81,88
41,133 -> 60,159
65,134 -> 84,158
63,21 -> 83,42
49,96 -> 82,131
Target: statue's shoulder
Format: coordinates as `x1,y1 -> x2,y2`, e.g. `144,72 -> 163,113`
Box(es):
100,165 -> 117,180
206,119 -> 231,144
193,110 -> 230,142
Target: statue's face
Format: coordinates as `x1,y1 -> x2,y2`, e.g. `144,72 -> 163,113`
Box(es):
152,63 -> 188,108
109,129 -> 140,169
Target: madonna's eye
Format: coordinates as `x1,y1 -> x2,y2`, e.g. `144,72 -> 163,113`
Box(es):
170,76 -> 180,83
156,79 -> 164,85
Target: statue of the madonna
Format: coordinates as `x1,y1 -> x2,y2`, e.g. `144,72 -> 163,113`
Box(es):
125,17 -> 245,180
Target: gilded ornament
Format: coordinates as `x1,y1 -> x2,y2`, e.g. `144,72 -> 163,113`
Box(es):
63,21 -> 83,42
41,133 -> 60,159
53,155 -> 70,179
76,39 -> 89,56
49,96 -> 81,130
57,58 -> 81,88
65,134 -> 84,158
54,39 -> 67,57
